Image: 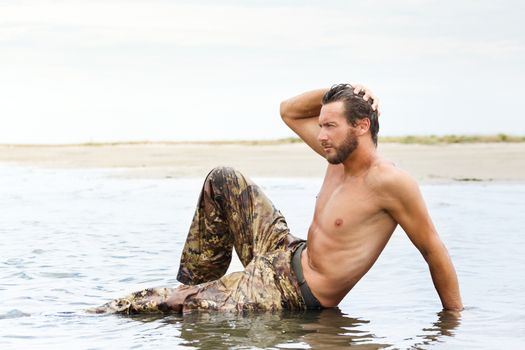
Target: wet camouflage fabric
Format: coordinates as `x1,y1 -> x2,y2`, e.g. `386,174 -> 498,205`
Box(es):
90,167 -> 306,314
88,287 -> 178,315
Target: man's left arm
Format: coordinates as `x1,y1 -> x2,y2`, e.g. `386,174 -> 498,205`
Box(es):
382,169 -> 463,311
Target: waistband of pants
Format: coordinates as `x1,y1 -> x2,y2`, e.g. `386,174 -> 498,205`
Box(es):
291,242 -> 323,310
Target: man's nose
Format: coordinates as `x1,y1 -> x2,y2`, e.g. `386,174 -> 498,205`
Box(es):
318,128 -> 327,143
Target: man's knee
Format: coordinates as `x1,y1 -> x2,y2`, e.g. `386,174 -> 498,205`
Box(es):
207,166 -> 237,178
203,166 -> 252,202
205,166 -> 242,186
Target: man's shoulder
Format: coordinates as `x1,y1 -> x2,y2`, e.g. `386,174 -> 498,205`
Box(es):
366,158 -> 418,196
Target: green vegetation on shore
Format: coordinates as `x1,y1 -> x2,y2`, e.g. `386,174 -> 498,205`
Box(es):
273,134 -> 525,145
379,134 -> 525,144
2,134 -> 524,147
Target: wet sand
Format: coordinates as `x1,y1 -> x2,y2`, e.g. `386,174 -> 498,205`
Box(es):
0,142 -> 524,182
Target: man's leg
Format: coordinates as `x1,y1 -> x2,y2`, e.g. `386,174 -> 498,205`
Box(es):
181,249 -> 305,312
177,166 -> 300,285
88,167 -> 305,314
89,249 -> 305,314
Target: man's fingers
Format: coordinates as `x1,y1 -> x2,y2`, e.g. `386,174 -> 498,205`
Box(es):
354,84 -> 371,101
353,84 -> 364,94
371,97 -> 379,112
363,92 -> 380,113
353,83 -> 380,112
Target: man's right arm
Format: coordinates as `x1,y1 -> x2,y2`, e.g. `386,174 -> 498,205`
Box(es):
381,168 -> 463,311
280,89 -> 328,157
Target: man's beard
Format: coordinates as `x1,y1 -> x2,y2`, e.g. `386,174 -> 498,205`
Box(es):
326,131 -> 359,164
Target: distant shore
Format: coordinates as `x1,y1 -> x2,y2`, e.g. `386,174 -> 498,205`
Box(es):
3,134 -> 525,147
1,138 -> 524,183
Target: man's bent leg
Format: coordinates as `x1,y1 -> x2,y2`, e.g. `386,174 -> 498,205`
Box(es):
182,249 -> 304,312
177,167 -> 300,285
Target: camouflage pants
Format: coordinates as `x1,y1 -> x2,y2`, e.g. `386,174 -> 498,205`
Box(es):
90,167 -> 306,314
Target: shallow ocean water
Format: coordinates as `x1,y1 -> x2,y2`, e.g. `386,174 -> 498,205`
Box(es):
1,165 -> 524,349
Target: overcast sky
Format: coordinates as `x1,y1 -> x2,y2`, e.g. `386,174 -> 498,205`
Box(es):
1,0 -> 524,143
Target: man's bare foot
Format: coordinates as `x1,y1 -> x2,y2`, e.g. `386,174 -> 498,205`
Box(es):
159,285 -> 200,313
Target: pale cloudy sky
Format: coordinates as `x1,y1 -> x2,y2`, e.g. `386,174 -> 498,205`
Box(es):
1,0 -> 524,143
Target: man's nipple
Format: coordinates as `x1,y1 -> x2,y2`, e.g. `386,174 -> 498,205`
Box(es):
335,218 -> 343,227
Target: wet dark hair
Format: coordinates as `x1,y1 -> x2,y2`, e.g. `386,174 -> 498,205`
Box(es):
322,83 -> 379,146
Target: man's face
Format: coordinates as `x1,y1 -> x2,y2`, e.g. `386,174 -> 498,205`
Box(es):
318,102 -> 358,164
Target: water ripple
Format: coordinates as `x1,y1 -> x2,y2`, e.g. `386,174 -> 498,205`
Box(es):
39,272 -> 84,278
0,309 -> 30,320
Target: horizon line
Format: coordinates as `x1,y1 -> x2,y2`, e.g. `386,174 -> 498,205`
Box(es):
1,134 -> 525,147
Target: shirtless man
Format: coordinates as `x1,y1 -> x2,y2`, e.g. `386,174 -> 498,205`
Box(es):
92,83 -> 462,314
280,84 -> 463,310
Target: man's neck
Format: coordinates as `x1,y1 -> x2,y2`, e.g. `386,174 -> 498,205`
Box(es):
340,140 -> 377,178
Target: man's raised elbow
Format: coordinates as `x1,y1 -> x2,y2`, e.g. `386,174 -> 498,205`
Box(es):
279,100 -> 290,120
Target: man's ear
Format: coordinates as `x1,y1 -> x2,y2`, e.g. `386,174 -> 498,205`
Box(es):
356,118 -> 370,136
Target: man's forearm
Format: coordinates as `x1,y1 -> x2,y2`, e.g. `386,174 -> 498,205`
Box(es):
427,249 -> 463,311
280,89 -> 328,121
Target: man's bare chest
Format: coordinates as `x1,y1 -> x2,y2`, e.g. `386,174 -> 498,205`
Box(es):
314,180 -> 384,234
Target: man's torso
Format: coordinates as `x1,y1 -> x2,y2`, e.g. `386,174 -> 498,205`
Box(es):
302,160 -> 399,307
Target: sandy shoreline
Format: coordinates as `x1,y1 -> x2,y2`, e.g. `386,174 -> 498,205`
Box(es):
1,142 -> 524,183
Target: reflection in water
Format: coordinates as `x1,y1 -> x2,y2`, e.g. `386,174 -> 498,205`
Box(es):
128,308 -> 460,350
409,310 -> 462,349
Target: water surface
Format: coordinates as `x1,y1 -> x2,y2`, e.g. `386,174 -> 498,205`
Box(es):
1,166 -> 524,349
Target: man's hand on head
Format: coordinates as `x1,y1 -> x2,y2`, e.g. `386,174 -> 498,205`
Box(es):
352,83 -> 380,116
